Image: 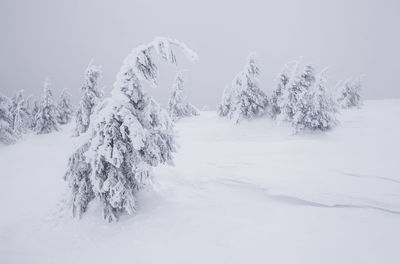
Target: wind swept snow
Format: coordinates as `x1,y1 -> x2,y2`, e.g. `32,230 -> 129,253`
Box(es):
1,100 -> 400,264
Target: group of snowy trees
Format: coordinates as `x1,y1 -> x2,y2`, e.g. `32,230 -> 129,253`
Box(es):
64,37 -> 198,222
0,79 -> 74,144
2,36 -> 363,221
218,55 -> 362,132
62,40 -> 362,222
0,60 -> 108,146
269,61 -> 339,132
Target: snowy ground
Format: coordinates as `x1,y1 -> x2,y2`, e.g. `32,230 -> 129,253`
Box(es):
1,99 -> 400,264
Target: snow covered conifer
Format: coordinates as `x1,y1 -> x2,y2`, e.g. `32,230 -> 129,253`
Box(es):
167,70 -> 199,121
57,89 -> 74,124
269,73 -> 288,118
29,98 -> 40,129
26,95 -> 40,119
25,95 -> 36,126
10,90 -> 32,134
64,142 -> 93,218
64,37 -> 198,222
217,85 -> 232,117
228,53 -> 268,123
309,70 -> 338,130
291,69 -> 338,131
74,64 -> 102,136
282,65 -> 316,123
270,60 -> 300,118
0,94 -> 18,144
34,78 -> 60,134
336,77 -> 362,108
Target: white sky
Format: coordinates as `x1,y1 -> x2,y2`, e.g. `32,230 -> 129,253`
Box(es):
0,0 -> 399,108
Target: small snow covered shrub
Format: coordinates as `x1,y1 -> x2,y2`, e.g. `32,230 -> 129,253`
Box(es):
336,77 -> 362,108
168,70 -> 199,121
64,37 -> 198,222
34,78 -> 60,134
273,60 -> 338,132
218,53 -> 268,123
74,64 -> 102,136
57,89 -> 74,125
0,94 -> 18,144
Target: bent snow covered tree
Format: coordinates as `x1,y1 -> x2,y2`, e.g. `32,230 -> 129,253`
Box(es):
168,70 -> 199,121
64,37 -> 198,222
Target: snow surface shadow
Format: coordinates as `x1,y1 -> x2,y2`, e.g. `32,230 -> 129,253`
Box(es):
264,193 -> 400,215
215,178 -> 400,215
337,170 -> 400,184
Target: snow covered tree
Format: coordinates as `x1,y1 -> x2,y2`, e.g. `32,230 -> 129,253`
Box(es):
26,95 -> 40,119
64,37 -> 198,222
74,64 -> 102,136
10,90 -> 32,134
57,89 -> 74,125
64,142 -> 93,218
167,71 -> 199,121
281,65 -> 316,123
336,77 -> 362,108
291,69 -> 338,131
25,95 -> 36,127
29,98 -> 40,129
311,71 -> 338,130
269,60 -> 300,118
0,94 -> 18,144
34,78 -> 60,134
227,53 -> 268,123
217,85 -> 232,117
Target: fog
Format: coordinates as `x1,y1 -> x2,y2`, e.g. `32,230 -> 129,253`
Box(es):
1,0 -> 399,108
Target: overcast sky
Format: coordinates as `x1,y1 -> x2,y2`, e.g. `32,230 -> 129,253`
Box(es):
0,0 -> 399,108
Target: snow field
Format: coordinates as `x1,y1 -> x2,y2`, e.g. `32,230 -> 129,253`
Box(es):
0,100 -> 399,263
